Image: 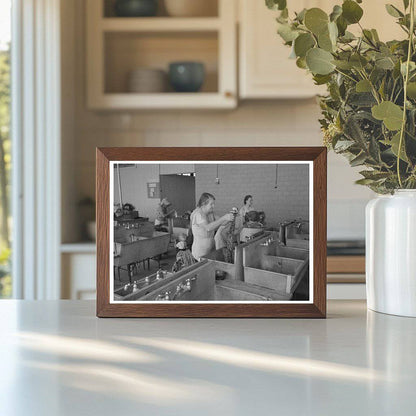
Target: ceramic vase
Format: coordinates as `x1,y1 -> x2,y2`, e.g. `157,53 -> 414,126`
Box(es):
114,0 -> 158,17
366,190 -> 416,317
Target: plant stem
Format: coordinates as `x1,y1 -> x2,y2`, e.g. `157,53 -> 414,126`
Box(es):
398,0 -> 415,188
358,69 -> 380,104
334,68 -> 357,83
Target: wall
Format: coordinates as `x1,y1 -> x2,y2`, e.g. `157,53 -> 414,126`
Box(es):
114,165 -> 160,221
61,0 -> 375,243
195,164 -> 309,226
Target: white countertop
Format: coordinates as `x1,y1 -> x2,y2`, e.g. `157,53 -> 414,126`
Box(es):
0,300 -> 415,415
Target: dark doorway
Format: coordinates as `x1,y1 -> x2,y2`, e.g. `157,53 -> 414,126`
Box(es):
160,174 -> 196,216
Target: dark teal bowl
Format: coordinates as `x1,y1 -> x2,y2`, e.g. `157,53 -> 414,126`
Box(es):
169,62 -> 205,93
114,0 -> 158,17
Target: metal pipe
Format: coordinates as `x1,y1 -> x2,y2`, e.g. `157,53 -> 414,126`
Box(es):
117,164 -> 123,207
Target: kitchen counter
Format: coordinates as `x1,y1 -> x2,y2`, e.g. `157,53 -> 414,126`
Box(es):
0,300 -> 415,415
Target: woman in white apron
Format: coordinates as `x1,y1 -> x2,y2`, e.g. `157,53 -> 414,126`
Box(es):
190,193 -> 234,261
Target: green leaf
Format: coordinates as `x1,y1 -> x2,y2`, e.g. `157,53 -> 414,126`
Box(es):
355,178 -> 377,185
359,170 -> 391,180
266,0 -> 287,11
334,139 -> 356,152
317,22 -> 338,52
340,31 -> 356,42
294,33 -> 315,57
318,31 -> 334,52
313,74 -> 332,85
350,53 -> 368,69
385,4 -> 404,18
350,152 -> 368,167
401,61 -> 416,76
333,59 -> 353,70
295,8 -> 307,22
330,5 -> 343,22
372,101 -> 404,130
304,8 -> 329,35
328,21 -> 338,45
403,0 -> 410,9
369,136 -> 381,162
296,57 -> 307,69
342,0 -> 364,24
349,92 -> 377,107
306,48 -> 335,75
375,56 -> 396,70
362,29 -> 375,44
381,132 -> 409,162
356,79 -> 372,92
371,29 -> 380,42
336,15 -> 348,36
407,82 -> 416,99
277,23 -> 299,42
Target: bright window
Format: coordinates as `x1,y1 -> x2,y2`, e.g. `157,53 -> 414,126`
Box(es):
0,0 -> 11,298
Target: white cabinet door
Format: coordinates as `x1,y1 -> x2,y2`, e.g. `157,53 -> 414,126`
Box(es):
239,0 -> 322,99
62,252 -> 96,300
238,0 -> 403,99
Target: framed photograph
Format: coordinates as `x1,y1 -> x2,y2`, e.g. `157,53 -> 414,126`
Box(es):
96,147 -> 327,318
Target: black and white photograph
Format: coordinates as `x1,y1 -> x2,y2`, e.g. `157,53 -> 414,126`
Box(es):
111,161 -> 313,303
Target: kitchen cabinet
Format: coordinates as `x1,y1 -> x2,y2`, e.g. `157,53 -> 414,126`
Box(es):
238,0 -> 404,99
239,0 -> 325,99
61,244 -> 96,300
86,0 -> 237,109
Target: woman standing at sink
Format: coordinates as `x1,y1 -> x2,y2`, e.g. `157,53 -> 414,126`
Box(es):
191,193 -> 234,261
239,195 -> 255,221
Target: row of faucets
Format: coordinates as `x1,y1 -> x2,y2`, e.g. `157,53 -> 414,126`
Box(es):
258,219 -> 307,247
155,276 -> 197,301
123,268 -> 168,292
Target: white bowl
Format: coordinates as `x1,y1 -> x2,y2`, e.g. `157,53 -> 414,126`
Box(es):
164,0 -> 217,17
127,68 -> 167,93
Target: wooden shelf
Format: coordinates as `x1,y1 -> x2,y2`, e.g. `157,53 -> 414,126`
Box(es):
327,256 -> 365,274
89,92 -> 235,110
101,17 -> 221,32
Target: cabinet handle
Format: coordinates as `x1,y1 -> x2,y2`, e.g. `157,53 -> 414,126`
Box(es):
224,91 -> 234,98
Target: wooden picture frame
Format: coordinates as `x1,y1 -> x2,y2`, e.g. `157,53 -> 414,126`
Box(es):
97,147 -> 327,318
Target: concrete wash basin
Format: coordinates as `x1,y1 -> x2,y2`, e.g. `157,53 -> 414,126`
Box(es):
260,243 -> 309,260
242,236 -> 310,298
137,259 -> 286,301
285,225 -> 309,249
285,238 -> 309,249
244,257 -> 308,297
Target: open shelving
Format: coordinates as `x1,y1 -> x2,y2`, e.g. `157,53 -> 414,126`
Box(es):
86,0 -> 237,109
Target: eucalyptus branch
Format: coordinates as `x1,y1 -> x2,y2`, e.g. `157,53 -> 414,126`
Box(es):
334,68 -> 358,83
390,79 -> 398,101
397,0 -> 415,187
358,69 -> 381,104
267,0 -> 416,193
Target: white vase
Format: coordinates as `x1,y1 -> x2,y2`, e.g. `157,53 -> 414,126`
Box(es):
366,190 -> 416,317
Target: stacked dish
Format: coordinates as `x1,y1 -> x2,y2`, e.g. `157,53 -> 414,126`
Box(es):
127,68 -> 167,93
